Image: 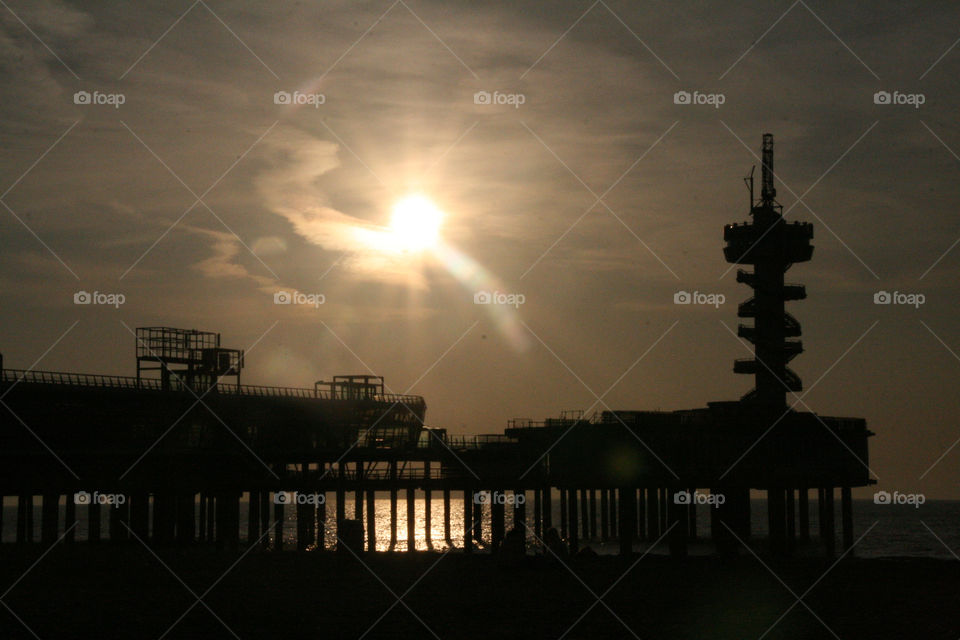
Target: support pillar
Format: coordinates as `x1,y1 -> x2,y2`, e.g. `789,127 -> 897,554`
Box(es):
366,489 -> 376,552
567,488 -> 579,554
841,486 -> 853,551
406,487 -> 416,551
798,487 -> 810,542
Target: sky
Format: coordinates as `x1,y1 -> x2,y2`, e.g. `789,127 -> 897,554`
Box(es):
1,0 -> 960,498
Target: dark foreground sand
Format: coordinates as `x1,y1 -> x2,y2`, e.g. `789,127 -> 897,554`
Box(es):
0,546 -> 957,639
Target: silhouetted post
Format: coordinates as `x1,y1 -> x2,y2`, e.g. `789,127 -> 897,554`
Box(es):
637,488 -> 646,539
176,493 -> 194,545
659,488 -> 667,533
406,487 -> 416,551
647,488 -> 660,538
542,486 -> 553,531
821,486 -> 835,558
472,493 -> 483,544
463,488 -> 473,552
354,461 -> 364,520
443,488 -> 453,546
491,490 -> 505,551
16,494 -> 28,543
222,492 -> 239,551
316,493 -> 326,550
247,490 -> 260,545
64,495 -> 76,543
579,489 -> 589,541
113,495 -> 131,543
389,462 -> 398,551
533,488 -> 542,539
841,486 -> 853,551
609,489 -> 617,535
366,489 -> 376,552
273,494 -> 284,551
514,489 -> 526,530
423,463 -> 431,547
559,488 -> 568,540
259,491 -> 269,546
768,487 -> 786,555
297,494 -> 314,551
667,488 -> 688,558
41,493 -> 58,544
568,488 -> 579,553
589,490 -> 597,540
130,493 -> 148,541
336,462 -> 346,539
88,498 -> 101,543
798,487 -> 810,541
785,488 -> 796,552
618,487 -> 635,555
688,488 -> 698,540
600,489 -> 609,540
205,494 -> 217,544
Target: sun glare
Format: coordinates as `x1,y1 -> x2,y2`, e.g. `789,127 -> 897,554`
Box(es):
389,195 -> 443,251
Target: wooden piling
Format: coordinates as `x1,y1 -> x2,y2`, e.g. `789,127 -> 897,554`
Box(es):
667,488 -> 688,558
841,486 -> 853,551
389,463 -> 398,551
64,495 -> 76,543
40,493 -> 58,544
567,488 -> 579,553
176,493 -> 194,545
423,462 -> 431,547
588,489 -> 597,540
406,487 -> 416,552
491,490 -> 505,551
247,490 -> 260,545
637,488 -> 646,540
273,493 -> 284,551
618,487 -> 635,555
316,492 -> 326,550
542,486 -> 553,531
647,488 -> 660,538
687,488 -> 697,540
822,486 -> 835,558
130,493 -> 148,541
366,489 -> 376,552
463,488 -> 473,552
768,487 -> 786,555
559,488 -> 568,540
579,489 -> 589,541
354,461 -> 364,520
786,488 -> 796,552
533,487 -> 542,539
798,487 -> 810,541
88,498 -> 100,543
443,488 -> 453,546
600,489 -> 609,540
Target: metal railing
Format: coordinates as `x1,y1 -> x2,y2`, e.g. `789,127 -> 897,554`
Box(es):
0,368 -> 425,406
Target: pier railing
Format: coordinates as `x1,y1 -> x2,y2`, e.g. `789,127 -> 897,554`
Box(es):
0,368 -> 424,406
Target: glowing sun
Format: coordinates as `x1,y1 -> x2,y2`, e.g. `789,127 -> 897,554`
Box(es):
389,195 -> 443,251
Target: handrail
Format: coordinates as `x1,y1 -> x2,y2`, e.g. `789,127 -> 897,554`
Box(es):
0,368 -> 425,405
